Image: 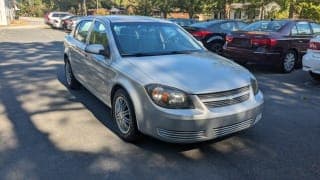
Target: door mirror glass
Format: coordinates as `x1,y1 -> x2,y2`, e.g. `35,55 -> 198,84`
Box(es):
85,44 -> 108,56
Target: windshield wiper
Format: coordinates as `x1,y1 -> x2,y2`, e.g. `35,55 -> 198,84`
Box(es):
122,52 -> 160,57
165,50 -> 200,55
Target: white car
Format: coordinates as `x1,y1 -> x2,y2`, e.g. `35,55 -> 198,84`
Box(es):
47,12 -> 72,28
303,36 -> 320,81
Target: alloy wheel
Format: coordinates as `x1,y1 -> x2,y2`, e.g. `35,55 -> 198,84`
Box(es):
283,52 -> 296,72
114,96 -> 132,134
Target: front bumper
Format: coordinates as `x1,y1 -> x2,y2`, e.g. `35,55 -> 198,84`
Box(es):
138,89 -> 264,143
303,52 -> 320,74
223,46 -> 282,65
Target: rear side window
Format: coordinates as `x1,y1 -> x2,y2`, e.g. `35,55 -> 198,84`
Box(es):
242,21 -> 287,32
295,22 -> 312,35
74,20 -> 93,43
311,23 -> 320,34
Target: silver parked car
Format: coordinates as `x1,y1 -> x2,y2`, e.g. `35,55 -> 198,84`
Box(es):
64,16 -> 264,143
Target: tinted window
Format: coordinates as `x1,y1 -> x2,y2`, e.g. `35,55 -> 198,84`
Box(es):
74,20 -> 93,43
237,22 -> 247,29
190,20 -> 224,28
311,23 -> 320,34
112,22 -> 202,56
242,21 -> 287,32
89,21 -> 108,48
220,22 -> 237,31
52,13 -> 69,17
291,25 -> 298,35
296,22 -> 312,35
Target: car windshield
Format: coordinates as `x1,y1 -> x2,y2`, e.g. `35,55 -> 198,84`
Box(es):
111,22 -> 203,56
242,20 -> 288,32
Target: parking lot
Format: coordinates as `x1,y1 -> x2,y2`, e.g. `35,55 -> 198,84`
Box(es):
0,27 -> 319,179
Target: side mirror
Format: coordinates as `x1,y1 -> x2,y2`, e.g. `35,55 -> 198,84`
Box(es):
85,44 -> 110,58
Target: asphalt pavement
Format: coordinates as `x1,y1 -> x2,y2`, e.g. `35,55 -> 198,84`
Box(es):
0,27 -> 319,180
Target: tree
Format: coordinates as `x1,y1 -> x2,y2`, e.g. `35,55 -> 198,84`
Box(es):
154,0 -> 176,18
127,0 -> 155,16
176,0 -> 205,19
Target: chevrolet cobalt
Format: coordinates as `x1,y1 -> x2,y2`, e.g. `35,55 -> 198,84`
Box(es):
64,16 -> 264,143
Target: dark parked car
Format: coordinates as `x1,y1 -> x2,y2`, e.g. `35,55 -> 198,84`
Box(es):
184,20 -> 247,54
167,18 -> 198,27
223,20 -> 320,73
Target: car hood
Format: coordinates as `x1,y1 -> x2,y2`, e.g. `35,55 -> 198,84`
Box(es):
125,52 -> 253,94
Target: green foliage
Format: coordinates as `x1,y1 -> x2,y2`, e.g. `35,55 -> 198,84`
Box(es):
298,2 -> 320,22
14,0 -> 320,22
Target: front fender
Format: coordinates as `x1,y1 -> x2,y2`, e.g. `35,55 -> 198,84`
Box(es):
111,77 -> 145,130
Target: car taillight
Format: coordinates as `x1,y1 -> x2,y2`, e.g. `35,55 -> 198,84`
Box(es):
191,30 -> 212,40
309,41 -> 320,50
251,38 -> 277,47
226,35 -> 233,43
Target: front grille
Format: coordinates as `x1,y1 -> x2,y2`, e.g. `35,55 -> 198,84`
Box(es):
212,118 -> 254,137
204,93 -> 250,108
198,85 -> 250,99
198,85 -> 250,108
157,128 -> 207,141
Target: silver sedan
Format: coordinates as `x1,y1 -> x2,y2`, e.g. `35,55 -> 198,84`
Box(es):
64,15 -> 264,143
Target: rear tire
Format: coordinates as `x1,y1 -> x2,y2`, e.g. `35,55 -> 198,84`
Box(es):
209,42 -> 224,54
280,50 -> 297,73
310,72 -> 320,81
65,60 -> 80,89
112,89 -> 140,142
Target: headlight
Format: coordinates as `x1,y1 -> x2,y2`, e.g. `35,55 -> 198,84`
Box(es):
251,78 -> 259,95
145,84 -> 194,109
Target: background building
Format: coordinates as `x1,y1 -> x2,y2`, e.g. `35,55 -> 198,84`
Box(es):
0,0 -> 16,26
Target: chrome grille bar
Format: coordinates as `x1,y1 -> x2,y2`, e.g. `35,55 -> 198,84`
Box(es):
198,85 -> 250,100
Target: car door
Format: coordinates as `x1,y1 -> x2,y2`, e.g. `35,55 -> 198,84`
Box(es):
291,22 -> 313,55
69,20 -> 93,86
85,20 -> 113,103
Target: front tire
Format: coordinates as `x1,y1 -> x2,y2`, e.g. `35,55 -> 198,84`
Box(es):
65,60 -> 80,89
112,89 -> 140,142
280,50 -> 297,73
310,72 -> 320,81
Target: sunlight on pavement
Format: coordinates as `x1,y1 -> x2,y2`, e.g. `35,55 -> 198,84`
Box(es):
0,102 -> 18,152
181,149 -> 204,160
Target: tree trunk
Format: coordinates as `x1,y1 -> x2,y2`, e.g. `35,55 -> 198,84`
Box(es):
83,0 -> 87,16
163,11 -> 168,19
188,11 -> 194,19
288,2 -> 294,19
